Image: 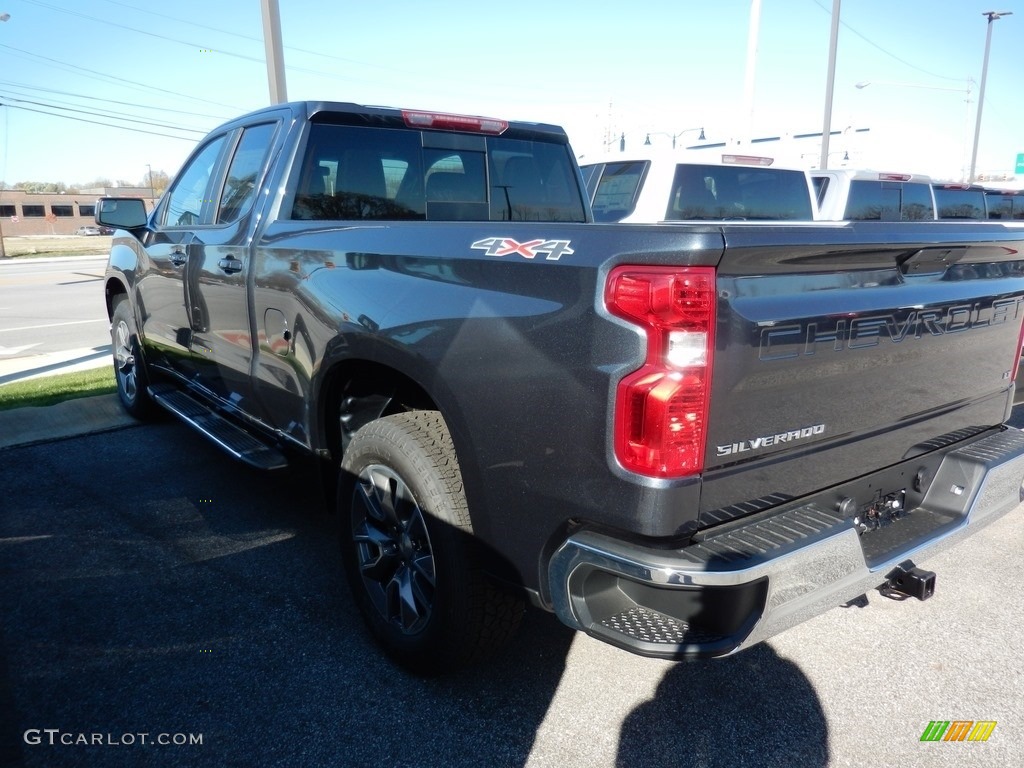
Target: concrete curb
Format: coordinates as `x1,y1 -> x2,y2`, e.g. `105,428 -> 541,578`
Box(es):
0,394 -> 138,450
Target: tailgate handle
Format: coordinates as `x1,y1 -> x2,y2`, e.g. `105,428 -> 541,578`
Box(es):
898,247 -> 966,276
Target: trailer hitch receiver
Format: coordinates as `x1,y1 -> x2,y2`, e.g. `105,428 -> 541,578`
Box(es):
881,560 -> 936,601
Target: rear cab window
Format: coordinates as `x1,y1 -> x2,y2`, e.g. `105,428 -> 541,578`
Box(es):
934,185 -> 988,220
845,179 -> 935,221
289,120 -> 586,223
986,190 -> 1024,220
666,164 -> 814,221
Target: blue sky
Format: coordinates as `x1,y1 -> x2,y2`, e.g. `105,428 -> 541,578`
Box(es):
0,0 -> 1021,186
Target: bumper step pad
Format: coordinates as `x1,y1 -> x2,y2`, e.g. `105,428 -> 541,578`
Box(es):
600,606 -> 725,646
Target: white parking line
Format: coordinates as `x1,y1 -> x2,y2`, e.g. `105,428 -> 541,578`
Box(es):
0,318 -> 107,333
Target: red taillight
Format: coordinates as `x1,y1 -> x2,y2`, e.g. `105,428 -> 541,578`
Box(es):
401,109 -> 508,134
606,266 -> 716,478
878,173 -> 912,181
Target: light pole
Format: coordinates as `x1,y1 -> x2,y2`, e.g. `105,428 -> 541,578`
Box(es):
856,79 -> 974,180
969,11 -> 1011,182
819,0 -> 842,170
260,0 -> 287,104
146,164 -> 155,207
0,11 -> 10,259
742,0 -> 763,143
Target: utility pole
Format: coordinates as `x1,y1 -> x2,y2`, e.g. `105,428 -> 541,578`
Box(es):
260,0 -> 288,104
969,11 -> 1011,183
0,12 -> 10,258
742,0 -> 762,143
819,0 -> 842,170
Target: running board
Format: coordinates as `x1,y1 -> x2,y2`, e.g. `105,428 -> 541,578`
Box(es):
149,385 -> 288,471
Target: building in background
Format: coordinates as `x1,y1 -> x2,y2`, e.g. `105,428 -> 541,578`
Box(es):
0,187 -> 154,236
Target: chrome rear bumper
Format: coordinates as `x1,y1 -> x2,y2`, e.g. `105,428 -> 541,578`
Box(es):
548,429 -> 1024,658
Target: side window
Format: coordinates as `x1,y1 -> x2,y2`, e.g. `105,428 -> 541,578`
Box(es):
591,161 -> 646,222
162,135 -> 227,227
579,164 -> 602,199
218,123 -> 277,224
291,124 -> 424,221
812,176 -> 830,207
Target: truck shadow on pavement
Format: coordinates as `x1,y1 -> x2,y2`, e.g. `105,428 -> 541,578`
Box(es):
0,422 -> 827,767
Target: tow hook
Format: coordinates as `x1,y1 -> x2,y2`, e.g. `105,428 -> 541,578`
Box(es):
881,560 -> 936,601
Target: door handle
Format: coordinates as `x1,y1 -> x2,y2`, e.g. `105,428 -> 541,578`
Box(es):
169,250 -> 187,267
218,257 -> 243,274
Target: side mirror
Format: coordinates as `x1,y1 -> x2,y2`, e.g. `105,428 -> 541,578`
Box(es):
95,197 -> 148,229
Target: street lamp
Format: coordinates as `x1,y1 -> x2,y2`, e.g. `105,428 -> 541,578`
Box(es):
969,11 -> 1012,182
643,127 -> 706,149
0,11 -> 10,259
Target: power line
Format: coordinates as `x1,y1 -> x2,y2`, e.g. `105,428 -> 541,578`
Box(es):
0,101 -> 205,142
0,42 -> 248,111
94,0 -> 413,75
21,0 -> 378,83
0,93 -> 208,134
22,0 -> 266,63
0,79 -> 232,120
809,0 -> 966,82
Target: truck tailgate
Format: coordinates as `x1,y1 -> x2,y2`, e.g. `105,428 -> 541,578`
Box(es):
700,222 -> 1024,526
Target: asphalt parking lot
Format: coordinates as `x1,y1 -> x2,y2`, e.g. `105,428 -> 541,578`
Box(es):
1,417 -> 1022,768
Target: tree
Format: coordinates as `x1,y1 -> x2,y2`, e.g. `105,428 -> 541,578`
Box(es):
14,181 -> 68,193
138,169 -> 171,197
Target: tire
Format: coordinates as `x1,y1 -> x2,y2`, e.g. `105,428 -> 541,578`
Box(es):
110,296 -> 158,421
338,410 -> 523,674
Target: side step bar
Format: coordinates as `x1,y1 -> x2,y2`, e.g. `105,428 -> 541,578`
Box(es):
149,384 -> 288,471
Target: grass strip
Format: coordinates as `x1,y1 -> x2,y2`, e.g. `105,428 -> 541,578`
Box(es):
0,366 -> 116,411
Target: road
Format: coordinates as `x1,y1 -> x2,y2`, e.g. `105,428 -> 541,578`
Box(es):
1,421 -> 1021,768
0,257 -> 110,382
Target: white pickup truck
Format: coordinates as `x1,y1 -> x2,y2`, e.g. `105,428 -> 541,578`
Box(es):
812,169 -> 937,221
578,150 -> 817,222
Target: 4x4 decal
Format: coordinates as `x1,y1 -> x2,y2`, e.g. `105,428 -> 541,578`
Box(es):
470,237 -> 574,261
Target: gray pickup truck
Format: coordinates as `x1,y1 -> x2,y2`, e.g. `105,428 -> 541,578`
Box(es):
99,101 -> 1024,674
